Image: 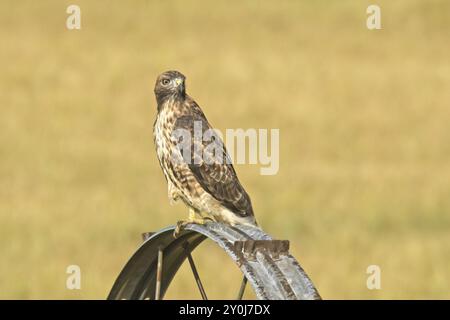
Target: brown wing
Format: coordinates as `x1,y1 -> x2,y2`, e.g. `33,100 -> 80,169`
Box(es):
174,105 -> 253,218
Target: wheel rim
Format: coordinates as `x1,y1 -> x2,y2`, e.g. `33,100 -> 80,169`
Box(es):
107,223 -> 321,300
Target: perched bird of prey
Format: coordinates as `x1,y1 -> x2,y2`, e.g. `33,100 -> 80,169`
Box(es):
153,70 -> 257,236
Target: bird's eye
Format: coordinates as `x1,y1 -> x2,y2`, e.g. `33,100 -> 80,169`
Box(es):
161,79 -> 170,86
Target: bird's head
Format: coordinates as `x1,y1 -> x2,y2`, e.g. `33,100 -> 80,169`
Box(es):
154,70 -> 186,106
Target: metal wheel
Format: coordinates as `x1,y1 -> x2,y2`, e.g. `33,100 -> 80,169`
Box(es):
107,223 -> 320,300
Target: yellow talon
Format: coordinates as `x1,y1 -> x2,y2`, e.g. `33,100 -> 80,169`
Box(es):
173,209 -> 210,238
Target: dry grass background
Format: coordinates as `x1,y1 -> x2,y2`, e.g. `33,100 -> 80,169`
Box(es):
0,0 -> 449,299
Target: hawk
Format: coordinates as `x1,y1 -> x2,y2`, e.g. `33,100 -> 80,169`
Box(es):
153,70 -> 257,236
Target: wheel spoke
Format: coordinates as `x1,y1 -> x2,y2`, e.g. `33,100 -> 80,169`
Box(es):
155,246 -> 163,300
236,276 -> 247,300
184,244 -> 208,300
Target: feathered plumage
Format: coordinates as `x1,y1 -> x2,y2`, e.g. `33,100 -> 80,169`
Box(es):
153,71 -> 256,228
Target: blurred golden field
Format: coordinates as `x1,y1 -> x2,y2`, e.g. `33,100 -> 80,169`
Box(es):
0,0 -> 449,299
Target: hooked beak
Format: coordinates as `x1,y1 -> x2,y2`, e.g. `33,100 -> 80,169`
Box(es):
174,78 -> 183,87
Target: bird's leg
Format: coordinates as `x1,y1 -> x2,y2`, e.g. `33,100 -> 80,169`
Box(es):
173,208 -> 208,238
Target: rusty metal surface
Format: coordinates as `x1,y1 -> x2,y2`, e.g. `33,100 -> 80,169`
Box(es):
107,222 -> 321,300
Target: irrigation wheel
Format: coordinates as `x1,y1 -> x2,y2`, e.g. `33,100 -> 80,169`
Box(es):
108,222 -> 320,300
